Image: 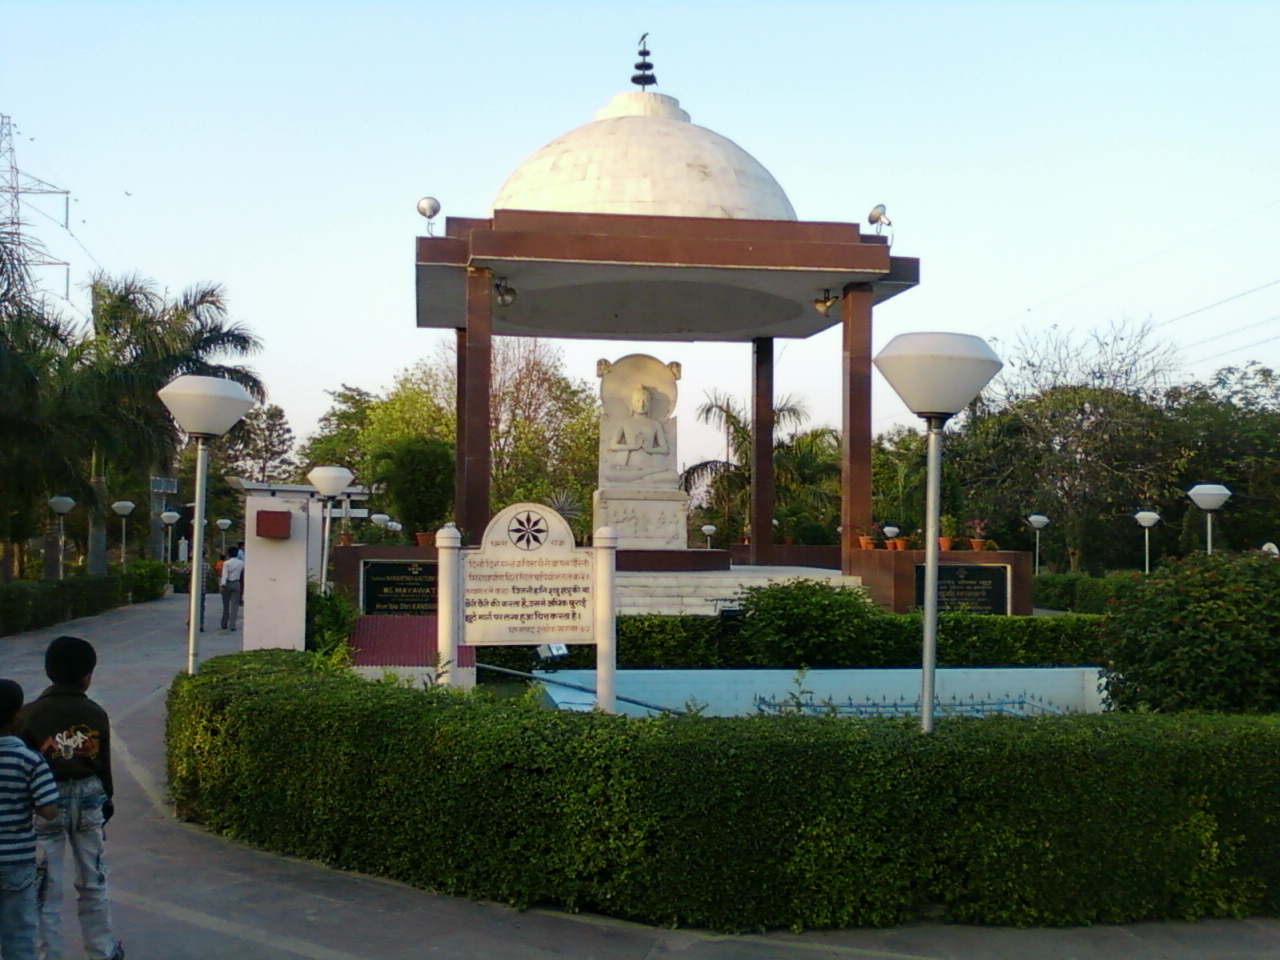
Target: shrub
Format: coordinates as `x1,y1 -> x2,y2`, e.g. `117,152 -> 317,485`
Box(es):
304,582 -> 359,657
1032,573 -> 1089,610
124,561 -> 170,602
169,651 -> 1280,931
0,581 -> 42,636
737,578 -> 879,667
479,609 -> 1103,676
1102,551 -> 1280,712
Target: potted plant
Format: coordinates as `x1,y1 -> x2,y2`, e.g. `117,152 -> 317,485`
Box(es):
965,517 -> 989,551
939,515 -> 960,551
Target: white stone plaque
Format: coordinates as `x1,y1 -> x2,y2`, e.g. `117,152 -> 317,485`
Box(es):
463,503 -> 595,645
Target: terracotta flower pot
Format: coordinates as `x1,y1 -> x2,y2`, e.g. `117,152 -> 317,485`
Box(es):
338,531 -> 354,547
890,538 -> 908,551
968,538 -> 987,551
937,537 -> 956,551
415,532 -> 431,547
857,535 -> 876,549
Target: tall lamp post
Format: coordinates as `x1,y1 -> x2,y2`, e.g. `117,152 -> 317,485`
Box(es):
215,518 -> 232,554
1187,484 -> 1231,555
161,511 -> 180,564
1134,511 -> 1160,574
159,375 -> 255,675
111,501 -> 135,565
874,332 -> 1001,733
1027,514 -> 1049,576
47,497 -> 76,579
308,466 -> 355,594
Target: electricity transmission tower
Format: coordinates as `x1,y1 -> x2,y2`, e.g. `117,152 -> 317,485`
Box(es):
1,112 -> 70,295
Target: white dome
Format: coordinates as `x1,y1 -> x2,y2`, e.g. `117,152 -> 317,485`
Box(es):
491,91 -> 797,221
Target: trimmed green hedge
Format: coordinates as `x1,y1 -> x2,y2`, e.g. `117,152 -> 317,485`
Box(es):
169,651 -> 1280,931
0,575 -> 130,636
478,610 -> 1104,674
124,561 -> 169,603
1034,571 -> 1141,614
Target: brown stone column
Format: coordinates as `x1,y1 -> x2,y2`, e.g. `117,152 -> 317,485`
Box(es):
840,283 -> 875,575
459,268 -> 492,543
750,337 -> 775,565
454,326 -> 468,529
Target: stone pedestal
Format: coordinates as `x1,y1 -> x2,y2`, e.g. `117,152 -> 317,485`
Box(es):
593,488 -> 687,550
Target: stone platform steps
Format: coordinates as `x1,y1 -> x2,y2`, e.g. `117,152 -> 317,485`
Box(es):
616,565 -> 863,617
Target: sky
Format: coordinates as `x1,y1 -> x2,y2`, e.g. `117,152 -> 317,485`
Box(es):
4,1 -> 1279,471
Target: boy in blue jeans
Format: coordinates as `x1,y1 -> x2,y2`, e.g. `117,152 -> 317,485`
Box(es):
0,679 -> 59,960
18,637 -> 123,960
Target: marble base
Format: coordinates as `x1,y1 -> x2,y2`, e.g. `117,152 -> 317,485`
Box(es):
593,488 -> 688,550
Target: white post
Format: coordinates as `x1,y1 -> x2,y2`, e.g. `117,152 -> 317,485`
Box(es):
1206,511 -> 1215,556
435,523 -> 462,687
1144,527 -> 1151,574
186,437 -> 210,674
319,497 -> 334,593
594,525 -> 617,714
920,418 -> 943,734
1034,528 -> 1041,577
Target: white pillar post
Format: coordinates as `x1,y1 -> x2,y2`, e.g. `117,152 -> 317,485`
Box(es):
594,525 -> 618,714
920,417 -> 944,734
186,436 -> 210,674
435,523 -> 462,687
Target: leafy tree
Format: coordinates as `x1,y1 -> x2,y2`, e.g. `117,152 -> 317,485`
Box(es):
370,437 -> 454,536
296,384 -> 376,476
333,339 -> 599,532
1162,363 -> 1280,552
221,404 -> 296,484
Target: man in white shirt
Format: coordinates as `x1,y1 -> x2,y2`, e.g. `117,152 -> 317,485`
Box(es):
219,549 -> 245,631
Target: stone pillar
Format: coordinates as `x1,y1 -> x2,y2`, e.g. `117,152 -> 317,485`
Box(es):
454,327 -> 467,531
750,337 -> 775,566
840,283 -> 875,576
458,268 -> 492,543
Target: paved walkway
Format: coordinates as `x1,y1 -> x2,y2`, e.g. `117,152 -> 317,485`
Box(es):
4,596 -> 1280,959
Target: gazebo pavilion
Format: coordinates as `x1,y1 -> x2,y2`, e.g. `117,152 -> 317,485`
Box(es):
414,80 -> 918,576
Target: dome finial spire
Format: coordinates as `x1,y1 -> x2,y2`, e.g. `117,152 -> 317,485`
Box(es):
631,33 -> 657,88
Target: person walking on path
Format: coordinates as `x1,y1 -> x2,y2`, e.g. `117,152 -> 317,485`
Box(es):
0,679 -> 60,960
219,548 -> 245,632
17,638 -> 124,960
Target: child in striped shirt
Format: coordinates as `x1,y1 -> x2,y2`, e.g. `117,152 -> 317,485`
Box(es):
0,679 -> 58,960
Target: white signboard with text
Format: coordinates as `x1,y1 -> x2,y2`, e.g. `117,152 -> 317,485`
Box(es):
463,503 -> 595,645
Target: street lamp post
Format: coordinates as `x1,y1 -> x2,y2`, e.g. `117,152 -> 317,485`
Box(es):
111,501 -> 135,565
161,511 -> 180,564
47,497 -> 76,580
1187,484 -> 1232,555
874,332 -> 1001,734
1134,511 -> 1160,574
308,466 -> 355,594
159,375 -> 255,674
215,518 -> 232,554
701,524 -> 716,549
1027,514 -> 1050,576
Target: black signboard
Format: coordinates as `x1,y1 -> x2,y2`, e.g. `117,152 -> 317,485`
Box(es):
360,560 -> 438,615
914,564 -> 1010,615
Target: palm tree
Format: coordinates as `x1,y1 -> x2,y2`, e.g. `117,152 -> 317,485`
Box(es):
680,391 -> 832,544
80,274 -> 265,572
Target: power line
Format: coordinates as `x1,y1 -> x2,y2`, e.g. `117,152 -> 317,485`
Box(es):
1199,332 -> 1280,365
992,195 -> 1280,326
1182,314 -> 1280,351
25,201 -> 103,271
1154,277 -> 1280,330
